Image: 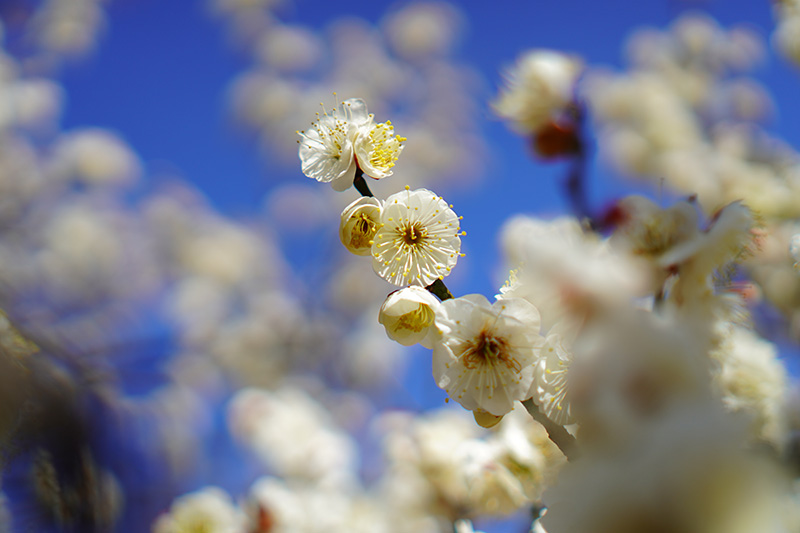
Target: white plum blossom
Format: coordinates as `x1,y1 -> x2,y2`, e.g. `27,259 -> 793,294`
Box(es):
152,486 -> 245,533
227,387 -> 357,486
492,50 -> 583,133
608,195 -> 700,263
433,295 -> 544,416
298,97 -> 405,190
48,129 -> 141,185
378,286 -> 441,347
711,325 -> 787,444
667,201 -> 754,307
541,403 -> 787,533
354,119 -> 406,179
340,196 -> 382,256
499,215 -> 649,332
530,326 -> 575,426
371,187 -> 462,287
297,97 -> 370,191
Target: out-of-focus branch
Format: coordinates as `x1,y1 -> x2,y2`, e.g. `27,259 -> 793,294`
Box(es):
562,103 -> 596,231
522,398 -> 579,461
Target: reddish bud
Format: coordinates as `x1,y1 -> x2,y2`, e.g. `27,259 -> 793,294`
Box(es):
532,121 -> 580,160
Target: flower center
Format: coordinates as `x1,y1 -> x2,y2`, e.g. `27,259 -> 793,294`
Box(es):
350,213 -> 377,249
396,305 -> 435,332
462,330 -> 521,372
400,222 -> 427,246
633,215 -> 681,256
367,121 -> 406,171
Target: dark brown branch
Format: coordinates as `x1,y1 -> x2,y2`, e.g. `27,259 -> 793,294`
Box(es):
353,168 -> 373,197
426,278 -> 453,301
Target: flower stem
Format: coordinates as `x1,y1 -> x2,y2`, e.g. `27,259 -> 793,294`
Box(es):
521,398 -> 579,461
426,278 -> 453,301
353,168 -> 374,197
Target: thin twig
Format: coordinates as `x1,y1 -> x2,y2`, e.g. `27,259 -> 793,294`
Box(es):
353,168 -> 374,197
426,278 -> 453,301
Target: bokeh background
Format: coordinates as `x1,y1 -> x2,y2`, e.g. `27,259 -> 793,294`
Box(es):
0,0 -> 799,531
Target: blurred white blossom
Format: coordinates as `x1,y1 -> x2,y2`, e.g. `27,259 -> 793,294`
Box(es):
492,50 -> 583,133
153,487 -> 245,533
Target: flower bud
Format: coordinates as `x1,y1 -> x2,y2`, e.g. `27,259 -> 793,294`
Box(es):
533,120 -> 580,160
473,408 -> 504,428
378,286 -> 440,346
339,197 -> 382,256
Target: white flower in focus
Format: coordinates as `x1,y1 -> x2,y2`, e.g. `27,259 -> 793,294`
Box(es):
531,327 -> 575,426
433,295 -> 543,416
372,187 -> 462,286
378,286 -> 440,347
297,98 -> 370,191
340,196 -> 382,256
492,50 -> 583,133
354,119 -> 406,179
153,486 -> 244,533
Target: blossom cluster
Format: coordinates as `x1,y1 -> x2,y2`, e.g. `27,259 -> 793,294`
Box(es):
285,11 -> 800,533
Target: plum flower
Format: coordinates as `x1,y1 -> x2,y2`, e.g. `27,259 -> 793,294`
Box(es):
297,97 -> 370,191
298,97 -> 405,190
354,119 -> 406,179
378,286 -> 440,347
492,50 -> 583,133
371,187 -> 462,287
433,295 -> 543,416
530,327 -> 575,426
339,196 -> 382,256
